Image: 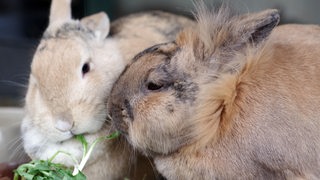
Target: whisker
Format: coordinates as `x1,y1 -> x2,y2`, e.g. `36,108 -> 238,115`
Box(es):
128,146 -> 136,177
8,138 -> 23,157
8,136 -> 22,151
144,155 -> 161,180
8,136 -> 30,163
13,144 -> 29,163
0,80 -> 28,88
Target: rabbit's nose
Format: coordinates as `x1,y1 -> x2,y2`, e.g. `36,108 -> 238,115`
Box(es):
55,119 -> 73,132
55,113 -> 74,132
109,104 -> 129,134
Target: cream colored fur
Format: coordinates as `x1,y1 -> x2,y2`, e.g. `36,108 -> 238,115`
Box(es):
108,4 -> 320,180
21,0 -> 194,179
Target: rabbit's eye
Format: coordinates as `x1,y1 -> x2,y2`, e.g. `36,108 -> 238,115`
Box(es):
147,82 -> 163,91
82,63 -> 90,75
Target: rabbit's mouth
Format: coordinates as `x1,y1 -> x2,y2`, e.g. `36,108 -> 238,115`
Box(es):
113,110 -> 130,135
108,100 -> 133,135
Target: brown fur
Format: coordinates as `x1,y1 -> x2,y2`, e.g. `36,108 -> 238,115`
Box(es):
108,4 -> 320,179
22,0 -> 194,179
111,10 -> 195,63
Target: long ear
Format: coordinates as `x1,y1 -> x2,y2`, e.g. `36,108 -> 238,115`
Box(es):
176,8 -> 279,63
232,9 -> 280,47
80,12 -> 110,41
49,0 -> 72,27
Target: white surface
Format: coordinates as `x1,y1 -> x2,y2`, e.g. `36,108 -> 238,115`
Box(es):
0,107 -> 25,162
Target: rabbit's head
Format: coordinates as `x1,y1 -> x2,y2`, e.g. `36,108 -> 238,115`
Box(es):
22,0 -> 124,161
108,6 -> 280,156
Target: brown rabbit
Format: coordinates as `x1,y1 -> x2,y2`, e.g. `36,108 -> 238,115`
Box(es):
21,0 -> 194,179
108,4 -> 320,180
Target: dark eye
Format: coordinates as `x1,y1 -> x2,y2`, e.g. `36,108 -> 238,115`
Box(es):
147,82 -> 163,91
82,63 -> 90,75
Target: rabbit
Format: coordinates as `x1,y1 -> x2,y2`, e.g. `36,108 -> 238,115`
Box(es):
21,0 -> 194,179
108,3 -> 320,180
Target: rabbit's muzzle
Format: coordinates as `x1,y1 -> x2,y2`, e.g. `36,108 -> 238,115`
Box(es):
109,102 -> 130,135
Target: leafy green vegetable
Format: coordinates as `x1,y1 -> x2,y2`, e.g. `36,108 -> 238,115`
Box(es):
72,131 -> 120,176
13,158 -> 86,180
14,131 -> 120,180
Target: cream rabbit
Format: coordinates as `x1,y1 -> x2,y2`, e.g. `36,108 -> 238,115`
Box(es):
108,4 -> 320,180
21,0 -> 194,179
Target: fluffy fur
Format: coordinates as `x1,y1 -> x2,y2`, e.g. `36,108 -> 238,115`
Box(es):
108,4 -> 320,179
21,0 -> 194,179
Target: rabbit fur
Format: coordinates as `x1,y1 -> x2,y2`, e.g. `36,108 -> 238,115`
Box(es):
21,0 -> 194,179
108,3 -> 320,180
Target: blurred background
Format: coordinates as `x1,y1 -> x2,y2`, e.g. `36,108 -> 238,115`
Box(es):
0,0 -> 320,107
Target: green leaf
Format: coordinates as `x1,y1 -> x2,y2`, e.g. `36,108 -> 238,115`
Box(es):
14,172 -> 20,180
34,176 -> 45,180
34,163 -> 51,171
106,131 -> 120,139
14,132 -> 120,180
75,134 -> 88,156
18,171 -> 34,180
73,171 -> 86,180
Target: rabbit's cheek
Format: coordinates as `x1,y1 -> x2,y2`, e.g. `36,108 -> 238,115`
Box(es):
21,117 -> 44,158
24,115 -> 72,143
68,101 -> 107,134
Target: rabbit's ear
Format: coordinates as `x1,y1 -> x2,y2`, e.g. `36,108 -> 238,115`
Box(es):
49,0 -> 72,27
80,12 -> 110,40
177,8 -> 279,62
231,9 -> 280,47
